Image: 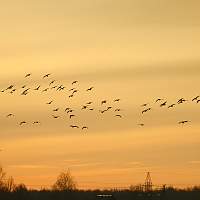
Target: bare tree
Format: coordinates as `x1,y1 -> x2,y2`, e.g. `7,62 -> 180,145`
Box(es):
0,166 -> 6,190
52,169 -> 77,191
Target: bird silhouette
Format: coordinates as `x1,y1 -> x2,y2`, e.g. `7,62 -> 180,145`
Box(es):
53,108 -> 59,112
67,109 -> 74,113
10,89 -> 16,94
142,108 -> 151,114
19,121 -> 26,125
82,126 -> 88,130
34,86 -> 40,90
106,106 -> 112,110
86,102 -> 93,105
168,104 -> 175,108
72,90 -> 78,94
192,96 -> 199,101
155,98 -> 163,103
99,110 -> 106,114
115,109 -> 121,112
52,115 -> 59,119
65,107 -> 71,112
43,74 -> 51,78
89,108 -> 94,111
69,115 -> 75,119
82,105 -> 88,110
46,101 -> 53,105
160,101 -> 167,107
51,85 -> 58,89
70,125 -> 79,128
141,103 -> 148,107
25,73 -> 31,78
6,85 -> 14,90
49,80 -> 55,86
69,88 -> 76,91
101,100 -> 107,105
22,85 -> 26,88
69,94 -> 74,98
114,99 -> 120,102
42,88 -> 49,92
177,98 -> 187,104
197,100 -> 200,103
178,120 -> 190,125
86,87 -> 94,91
115,114 -> 122,118
33,121 -> 40,124
6,114 -> 14,117
72,81 -> 78,85
138,123 -> 144,126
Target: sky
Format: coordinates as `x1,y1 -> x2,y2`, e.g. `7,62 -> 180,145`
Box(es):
0,0 -> 200,189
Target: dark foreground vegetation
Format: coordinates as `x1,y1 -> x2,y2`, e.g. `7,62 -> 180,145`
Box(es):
0,187 -> 200,200
0,166 -> 199,200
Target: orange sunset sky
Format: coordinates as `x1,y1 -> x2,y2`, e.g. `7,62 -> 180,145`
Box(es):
0,0 -> 200,189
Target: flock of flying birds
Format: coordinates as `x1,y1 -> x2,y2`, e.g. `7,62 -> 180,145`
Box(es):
1,73 -> 123,131
138,96 -> 200,126
1,73 -> 199,131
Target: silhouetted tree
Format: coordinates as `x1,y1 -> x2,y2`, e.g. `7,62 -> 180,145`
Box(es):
52,169 -> 77,191
0,166 -> 6,191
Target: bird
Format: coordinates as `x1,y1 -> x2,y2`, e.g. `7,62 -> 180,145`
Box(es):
67,109 -> 74,113
25,73 -> 31,78
115,114 -> 122,118
99,110 -> 106,114
42,88 -> 49,92
19,121 -> 26,125
43,73 -> 51,78
21,88 -> 30,95
160,101 -> 167,107
70,125 -> 79,128
168,104 -> 175,108
89,108 -> 94,111
86,102 -> 93,105
178,120 -> 190,125
114,99 -> 120,102
177,98 -> 187,104
6,114 -> 14,117
82,126 -> 88,130
6,85 -> 14,90
72,81 -> 78,85
72,90 -> 78,94
81,105 -> 88,110
155,98 -> 163,103
141,103 -> 148,107
69,88 -> 76,91
46,101 -> 53,105
22,85 -> 26,88
101,100 -> 107,105
10,89 -> 16,94
49,80 -> 56,86
51,85 -> 58,89
69,94 -> 74,98
34,86 -> 40,90
53,108 -> 59,112
115,109 -> 121,112
57,85 -> 65,91
106,106 -> 112,110
52,115 -> 59,119
138,123 -> 144,126
192,96 -> 199,101
65,107 -> 71,112
142,108 -> 151,114
197,100 -> 200,103
69,115 -> 75,119
86,87 -> 94,91
33,121 -> 40,124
